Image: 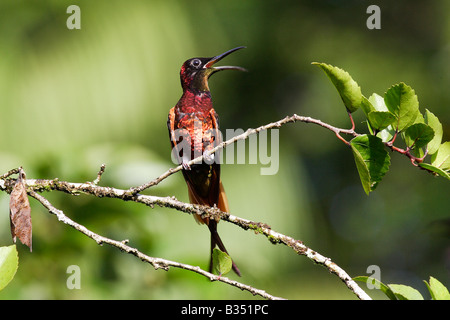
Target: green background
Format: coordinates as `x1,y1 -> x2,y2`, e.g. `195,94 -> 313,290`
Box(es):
0,0 -> 448,299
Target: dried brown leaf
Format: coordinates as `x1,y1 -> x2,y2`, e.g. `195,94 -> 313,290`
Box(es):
9,168 -> 32,251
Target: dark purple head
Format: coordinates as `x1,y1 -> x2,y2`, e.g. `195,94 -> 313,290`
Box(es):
179,46 -> 246,92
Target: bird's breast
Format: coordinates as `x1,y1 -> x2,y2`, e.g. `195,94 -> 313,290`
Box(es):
173,91 -> 217,157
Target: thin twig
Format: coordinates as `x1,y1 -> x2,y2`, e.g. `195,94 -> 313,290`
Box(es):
92,164 -> 106,185
127,114 -> 359,195
224,214 -> 370,300
0,167 -> 21,180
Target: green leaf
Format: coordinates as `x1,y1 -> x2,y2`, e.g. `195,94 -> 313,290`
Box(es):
384,83 -> 419,132
377,125 -> 396,143
424,109 -> 443,154
212,248 -> 232,276
403,123 -> 435,150
367,111 -> 397,131
353,276 -> 397,300
352,146 -> 370,194
365,94 -> 397,132
351,135 -> 390,195
424,277 -> 450,300
431,141 -> 450,170
0,245 -> 19,291
361,96 -> 375,117
418,163 -> 450,180
368,93 -> 388,112
388,284 -> 424,300
312,62 -> 363,113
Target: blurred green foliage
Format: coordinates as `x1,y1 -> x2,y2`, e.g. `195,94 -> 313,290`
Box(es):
0,0 -> 448,299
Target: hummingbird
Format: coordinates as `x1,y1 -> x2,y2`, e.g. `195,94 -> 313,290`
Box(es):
167,46 -> 246,276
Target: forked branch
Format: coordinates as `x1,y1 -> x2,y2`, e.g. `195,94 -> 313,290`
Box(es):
0,113 -> 376,300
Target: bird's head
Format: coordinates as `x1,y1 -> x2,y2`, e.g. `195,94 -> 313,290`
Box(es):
179,46 -> 246,93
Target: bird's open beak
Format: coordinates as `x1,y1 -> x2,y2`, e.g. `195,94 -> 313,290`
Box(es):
204,46 -> 247,74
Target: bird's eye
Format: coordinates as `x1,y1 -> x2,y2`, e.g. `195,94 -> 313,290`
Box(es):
190,59 -> 202,68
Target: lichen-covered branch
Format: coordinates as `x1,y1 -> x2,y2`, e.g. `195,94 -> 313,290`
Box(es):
27,190 -> 283,300
126,114 -> 360,195
0,113 -> 377,300
1,172 -> 371,300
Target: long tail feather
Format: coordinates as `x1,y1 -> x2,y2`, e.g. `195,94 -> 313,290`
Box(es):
208,221 -> 241,276
186,174 -> 241,276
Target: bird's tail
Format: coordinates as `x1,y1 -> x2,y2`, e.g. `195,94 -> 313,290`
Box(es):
213,181 -> 241,276
208,220 -> 241,276
187,178 -> 241,276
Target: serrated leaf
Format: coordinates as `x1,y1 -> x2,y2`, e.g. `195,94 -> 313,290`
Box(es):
360,96 -> 375,117
212,248 -> 232,276
424,109 -> 443,154
388,284 -> 424,300
403,123 -> 435,150
366,93 -> 397,133
384,83 -> 419,132
425,276 -> 450,300
352,146 -> 371,195
9,169 -> 32,251
412,111 -> 425,125
418,163 -> 450,180
368,111 -> 397,131
353,276 -> 397,300
377,125 -> 396,143
0,245 -> 19,291
368,93 -> 388,112
351,135 -> 391,195
431,141 -> 450,170
312,62 -> 363,113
